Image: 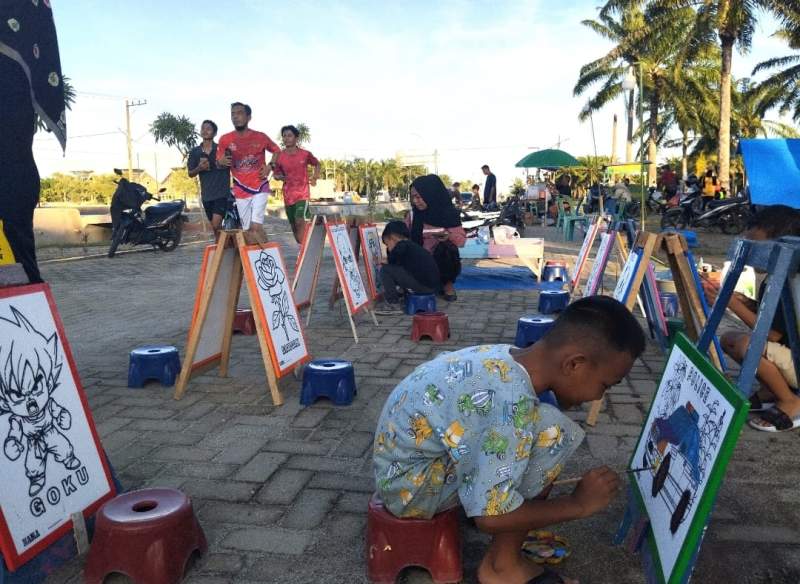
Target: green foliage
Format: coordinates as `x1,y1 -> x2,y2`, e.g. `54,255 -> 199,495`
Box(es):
319,157 -> 428,199
162,168 -> 199,200
510,178 -> 526,197
40,173 -> 119,205
35,76 -> 75,134
150,112 -> 198,160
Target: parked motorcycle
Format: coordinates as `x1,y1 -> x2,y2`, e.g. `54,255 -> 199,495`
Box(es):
108,171 -> 188,258
496,193 -> 525,232
660,189 -> 751,235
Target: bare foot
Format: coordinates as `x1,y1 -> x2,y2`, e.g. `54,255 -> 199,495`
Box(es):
477,551 -> 578,584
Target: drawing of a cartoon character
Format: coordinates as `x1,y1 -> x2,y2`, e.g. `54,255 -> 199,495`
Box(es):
0,307 -> 81,496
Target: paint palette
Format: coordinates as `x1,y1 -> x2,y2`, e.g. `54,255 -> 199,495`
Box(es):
522,531 -> 571,565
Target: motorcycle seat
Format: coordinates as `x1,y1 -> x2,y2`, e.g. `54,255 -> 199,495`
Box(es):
145,201 -> 184,222
706,199 -> 738,210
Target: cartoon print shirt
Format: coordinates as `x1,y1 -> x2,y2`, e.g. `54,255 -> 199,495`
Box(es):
217,129 -> 280,199
373,344 -> 584,519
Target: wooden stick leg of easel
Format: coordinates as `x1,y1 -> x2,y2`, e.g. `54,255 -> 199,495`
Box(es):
586,398 -> 602,426
369,309 -> 378,326
305,242 -> 323,327
174,231 -> 230,400
219,253 -> 244,378
347,307 -> 360,343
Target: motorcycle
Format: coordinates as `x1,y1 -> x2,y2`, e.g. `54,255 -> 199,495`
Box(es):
108,170 -> 188,258
496,193 -> 525,232
660,189 -> 751,235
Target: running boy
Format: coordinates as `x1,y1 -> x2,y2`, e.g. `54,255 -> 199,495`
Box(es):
217,102 -> 280,243
374,296 -> 645,584
702,205 -> 800,432
274,125 -> 320,244
375,220 -> 440,316
187,120 -> 230,238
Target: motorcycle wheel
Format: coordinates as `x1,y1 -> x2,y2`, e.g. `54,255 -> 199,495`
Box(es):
661,210 -> 686,230
108,226 -> 124,258
720,212 -> 748,235
157,220 -> 183,251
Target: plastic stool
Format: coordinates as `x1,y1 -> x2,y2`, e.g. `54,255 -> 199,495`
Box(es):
411,312 -> 450,342
514,315 -> 555,347
127,346 -> 181,388
367,494 -> 461,584
232,308 -> 256,335
405,293 -> 437,315
84,489 -> 206,584
660,292 -> 680,317
541,261 -> 569,283
538,290 -> 570,314
300,360 -> 357,406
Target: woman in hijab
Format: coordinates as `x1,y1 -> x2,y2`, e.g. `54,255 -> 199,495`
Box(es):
406,174 -> 466,302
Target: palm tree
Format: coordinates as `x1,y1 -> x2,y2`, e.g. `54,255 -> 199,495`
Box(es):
35,76 -> 75,134
752,26 -> 800,121
734,78 -> 800,139
605,0 -> 800,191
150,112 -> 198,160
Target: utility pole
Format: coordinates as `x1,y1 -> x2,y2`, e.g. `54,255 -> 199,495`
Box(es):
611,114 -> 618,163
433,149 -> 439,175
125,98 -> 147,181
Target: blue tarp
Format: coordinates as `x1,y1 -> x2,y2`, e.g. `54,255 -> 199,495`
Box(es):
738,139 -> 800,208
454,266 -> 565,291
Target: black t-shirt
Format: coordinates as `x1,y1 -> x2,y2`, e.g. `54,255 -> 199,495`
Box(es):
483,173 -> 497,204
387,239 -> 440,290
758,281 -> 788,341
187,143 -> 230,202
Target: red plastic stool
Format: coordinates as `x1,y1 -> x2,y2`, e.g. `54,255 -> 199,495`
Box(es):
367,494 -> 461,584
232,308 -> 256,335
410,312 -> 450,342
84,488 -> 207,584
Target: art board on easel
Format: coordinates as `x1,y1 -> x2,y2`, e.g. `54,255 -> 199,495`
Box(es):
175,231 -> 310,406
570,216 -> 604,293
359,224 -> 384,300
582,229 -> 617,297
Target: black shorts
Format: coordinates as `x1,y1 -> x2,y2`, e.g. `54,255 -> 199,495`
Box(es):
202,197 -> 228,221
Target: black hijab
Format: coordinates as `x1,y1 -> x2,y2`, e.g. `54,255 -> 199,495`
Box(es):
410,174 -> 462,245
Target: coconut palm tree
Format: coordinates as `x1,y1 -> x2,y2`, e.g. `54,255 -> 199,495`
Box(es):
603,0 -> 800,192
752,26 -> 800,121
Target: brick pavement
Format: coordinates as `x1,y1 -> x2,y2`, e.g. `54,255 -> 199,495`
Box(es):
35,219 -> 800,584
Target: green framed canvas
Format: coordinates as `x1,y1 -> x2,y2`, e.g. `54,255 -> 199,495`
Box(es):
629,333 -> 749,584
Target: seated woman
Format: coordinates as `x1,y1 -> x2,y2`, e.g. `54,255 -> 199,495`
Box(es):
406,174 -> 466,302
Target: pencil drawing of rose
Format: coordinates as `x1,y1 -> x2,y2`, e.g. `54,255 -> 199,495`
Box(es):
254,250 -> 298,342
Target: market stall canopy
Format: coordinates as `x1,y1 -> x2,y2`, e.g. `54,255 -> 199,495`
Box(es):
738,139 -> 800,208
515,149 -> 581,169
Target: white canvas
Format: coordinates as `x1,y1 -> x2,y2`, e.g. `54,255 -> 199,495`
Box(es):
0,289 -> 112,564
193,245 -> 237,368
328,223 -> 369,312
631,345 -> 736,582
571,219 -> 600,288
613,249 -> 642,303
360,225 -> 384,299
244,247 -> 309,373
584,232 -> 614,296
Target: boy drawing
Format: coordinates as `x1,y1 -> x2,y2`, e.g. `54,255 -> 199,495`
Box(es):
373,296 -> 646,583
701,205 -> 800,432
375,220 -> 440,316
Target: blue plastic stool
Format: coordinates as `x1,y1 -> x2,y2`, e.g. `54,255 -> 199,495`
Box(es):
127,346 -> 181,388
659,292 -> 680,317
541,262 -> 569,283
406,293 -> 437,315
300,360 -> 357,406
514,315 -> 555,347
538,290 -> 570,314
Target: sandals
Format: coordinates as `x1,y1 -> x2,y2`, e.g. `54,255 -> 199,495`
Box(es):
527,567 -> 567,584
749,407 -> 800,432
748,393 -> 775,413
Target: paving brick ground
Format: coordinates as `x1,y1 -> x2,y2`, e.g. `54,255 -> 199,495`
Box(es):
35,218 -> 800,584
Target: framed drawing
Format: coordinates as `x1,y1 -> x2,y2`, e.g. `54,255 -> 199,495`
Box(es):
613,247 -> 643,305
359,224 -> 384,301
570,216 -> 602,292
241,244 -> 310,377
583,230 -> 616,297
292,222 -> 326,309
630,333 -> 748,584
325,222 -> 369,315
0,284 -> 116,571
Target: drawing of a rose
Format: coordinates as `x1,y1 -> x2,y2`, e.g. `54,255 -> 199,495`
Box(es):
254,251 -> 284,296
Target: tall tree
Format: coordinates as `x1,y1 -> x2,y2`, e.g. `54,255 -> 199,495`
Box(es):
150,113 -> 198,160
35,77 -> 75,133
605,0 -> 800,191
753,25 -> 800,121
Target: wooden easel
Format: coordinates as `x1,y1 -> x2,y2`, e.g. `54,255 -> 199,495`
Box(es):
660,233 -> 722,370
292,214 -> 377,343
174,230 -> 302,406
569,215 -> 604,294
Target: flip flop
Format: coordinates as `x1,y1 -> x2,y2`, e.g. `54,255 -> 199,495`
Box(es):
522,531 -> 571,565
749,407 -> 800,432
749,393 -> 776,413
527,567 -> 567,584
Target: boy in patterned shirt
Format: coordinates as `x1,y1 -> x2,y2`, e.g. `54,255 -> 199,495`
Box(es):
373,296 -> 646,584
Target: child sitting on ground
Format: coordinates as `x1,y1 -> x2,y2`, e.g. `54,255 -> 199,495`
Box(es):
373,296 -> 646,583
375,220 -> 440,316
701,205 -> 800,432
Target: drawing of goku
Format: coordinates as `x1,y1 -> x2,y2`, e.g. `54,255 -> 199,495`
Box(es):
0,306 -> 80,496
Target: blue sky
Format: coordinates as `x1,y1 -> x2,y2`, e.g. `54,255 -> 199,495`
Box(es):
34,0 -> 791,191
